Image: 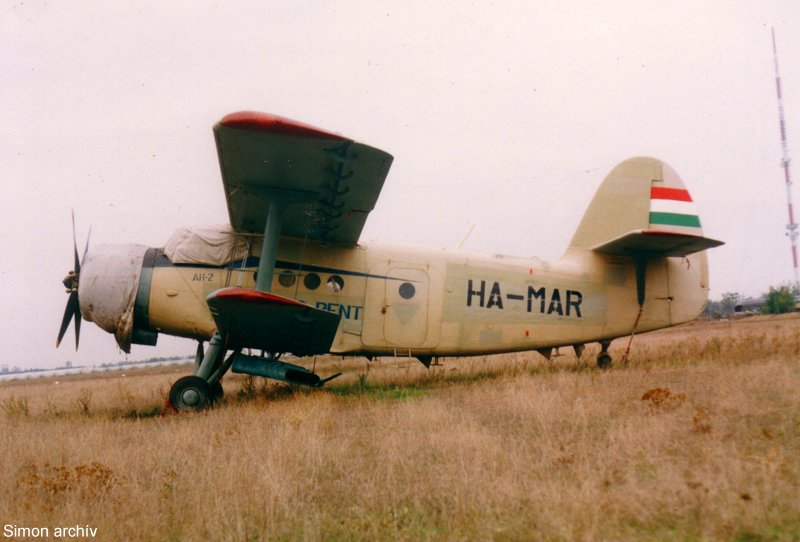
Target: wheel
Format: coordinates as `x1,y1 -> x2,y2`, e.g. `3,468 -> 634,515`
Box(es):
209,381 -> 224,404
597,353 -> 612,369
169,376 -> 211,412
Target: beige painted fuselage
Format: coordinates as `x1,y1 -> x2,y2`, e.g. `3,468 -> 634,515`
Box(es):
147,237 -> 708,357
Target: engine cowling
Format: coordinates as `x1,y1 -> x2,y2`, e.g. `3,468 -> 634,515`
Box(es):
79,243 -> 155,352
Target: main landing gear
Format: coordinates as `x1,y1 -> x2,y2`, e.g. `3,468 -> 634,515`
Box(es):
168,376 -> 226,411
168,333 -> 234,412
167,336 -> 340,412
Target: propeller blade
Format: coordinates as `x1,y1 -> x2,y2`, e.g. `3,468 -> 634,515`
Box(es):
72,209 -> 80,274
74,308 -> 82,351
81,226 -> 91,267
56,290 -> 79,348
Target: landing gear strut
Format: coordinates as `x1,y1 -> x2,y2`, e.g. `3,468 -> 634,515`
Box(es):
597,341 -> 612,369
168,337 -> 233,412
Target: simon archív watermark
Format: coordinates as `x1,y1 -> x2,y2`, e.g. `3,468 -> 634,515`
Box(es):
3,524 -> 97,539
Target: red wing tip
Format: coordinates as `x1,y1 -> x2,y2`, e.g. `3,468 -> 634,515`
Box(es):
219,111 -> 348,141
211,287 -> 309,308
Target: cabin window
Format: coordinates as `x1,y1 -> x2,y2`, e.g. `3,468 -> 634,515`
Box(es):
399,282 -> 416,299
278,271 -> 296,287
327,275 -> 344,292
304,273 -> 321,290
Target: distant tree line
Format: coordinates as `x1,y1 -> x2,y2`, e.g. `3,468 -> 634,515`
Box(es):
99,354 -> 192,368
763,284 -> 798,314
705,283 -> 798,318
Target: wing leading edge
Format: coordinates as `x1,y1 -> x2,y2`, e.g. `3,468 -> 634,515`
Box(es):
214,111 -> 394,246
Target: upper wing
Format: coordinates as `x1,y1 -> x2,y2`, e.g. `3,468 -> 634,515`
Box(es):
214,111 -> 394,246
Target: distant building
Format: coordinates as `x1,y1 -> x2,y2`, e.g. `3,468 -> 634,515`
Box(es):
735,296 -> 765,314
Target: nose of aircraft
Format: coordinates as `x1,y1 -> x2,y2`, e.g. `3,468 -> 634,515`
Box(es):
79,244 -> 149,353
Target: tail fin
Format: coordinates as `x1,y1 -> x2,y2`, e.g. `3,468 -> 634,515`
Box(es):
568,157 -> 723,256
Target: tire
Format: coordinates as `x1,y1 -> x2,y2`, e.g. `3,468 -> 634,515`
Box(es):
597,353 -> 612,369
169,376 -> 211,412
209,381 -> 224,404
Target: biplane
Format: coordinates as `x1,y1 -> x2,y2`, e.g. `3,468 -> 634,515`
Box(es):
57,111 -> 723,411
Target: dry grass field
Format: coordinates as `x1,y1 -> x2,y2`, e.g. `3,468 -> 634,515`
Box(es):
1,315 -> 799,541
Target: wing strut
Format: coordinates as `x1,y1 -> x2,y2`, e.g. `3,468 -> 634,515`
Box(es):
193,188 -> 322,384
250,189 -> 315,292
255,199 -> 285,292
194,191 -> 301,382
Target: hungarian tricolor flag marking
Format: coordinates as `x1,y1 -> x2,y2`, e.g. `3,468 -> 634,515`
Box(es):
649,186 -> 702,228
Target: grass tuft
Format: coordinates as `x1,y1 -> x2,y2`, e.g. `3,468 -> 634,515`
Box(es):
1,395 -> 30,419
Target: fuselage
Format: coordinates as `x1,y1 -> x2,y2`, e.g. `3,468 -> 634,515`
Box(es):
110,236 -> 709,357
69,155 -> 717,369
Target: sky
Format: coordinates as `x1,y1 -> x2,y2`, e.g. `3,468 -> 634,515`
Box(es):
2,1 -> 799,369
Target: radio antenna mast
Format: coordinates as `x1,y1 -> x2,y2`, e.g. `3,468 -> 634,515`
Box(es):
772,27 -> 799,289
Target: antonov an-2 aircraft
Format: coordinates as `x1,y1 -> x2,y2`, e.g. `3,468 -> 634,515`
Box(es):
57,111 -> 723,411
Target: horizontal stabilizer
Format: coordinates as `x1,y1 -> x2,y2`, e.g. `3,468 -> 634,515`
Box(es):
592,230 -> 724,257
206,288 -> 341,355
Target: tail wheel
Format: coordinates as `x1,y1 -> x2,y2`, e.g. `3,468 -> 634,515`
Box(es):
169,376 -> 211,412
597,341 -> 612,369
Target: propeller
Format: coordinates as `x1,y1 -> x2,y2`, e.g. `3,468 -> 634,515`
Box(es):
56,211 -> 90,350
